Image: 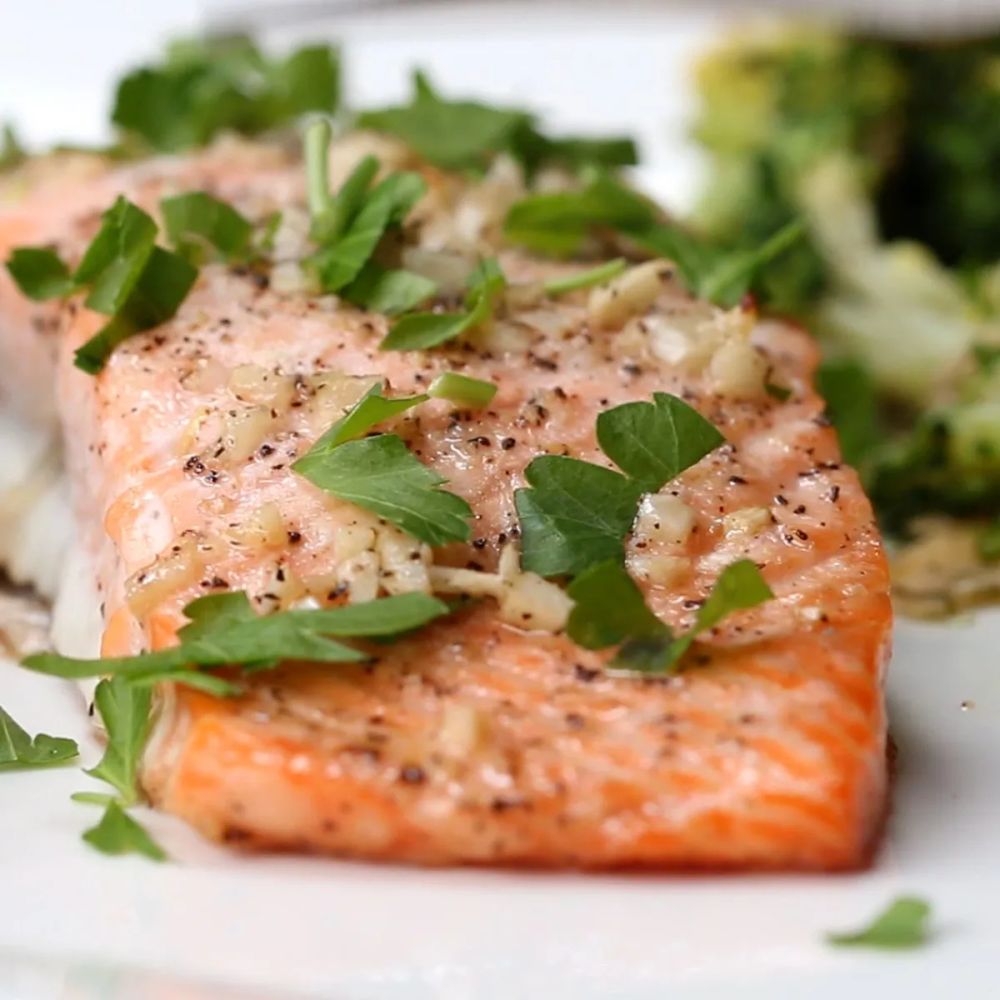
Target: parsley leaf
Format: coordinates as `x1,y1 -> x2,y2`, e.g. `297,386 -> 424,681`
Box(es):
504,172 -> 656,256
74,246 -> 198,375
342,263 -> 436,315
358,70 -> 530,170
511,127 -> 638,175
634,218 -> 805,308
359,71 -> 636,175
381,257 -> 506,352
566,560 -> 667,650
515,458 -> 642,577
161,191 -> 253,264
566,559 -> 773,674
23,591 -> 450,689
82,800 -> 166,862
5,248 -> 75,301
517,393 -> 725,575
306,381 -> 429,452
0,705 -> 78,769
595,392 -> 726,491
84,677 -> 152,806
827,897 -> 933,949
111,36 -> 339,153
816,358 -> 881,468
6,196 -> 198,374
295,435 -> 472,546
662,559 -> 774,666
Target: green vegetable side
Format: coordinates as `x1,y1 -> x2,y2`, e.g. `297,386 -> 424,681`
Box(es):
689,27 -> 1000,588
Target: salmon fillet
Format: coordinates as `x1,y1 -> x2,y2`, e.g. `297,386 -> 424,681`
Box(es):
0,139 -> 891,869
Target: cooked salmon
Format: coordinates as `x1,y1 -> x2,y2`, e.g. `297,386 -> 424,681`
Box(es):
0,137 -> 891,869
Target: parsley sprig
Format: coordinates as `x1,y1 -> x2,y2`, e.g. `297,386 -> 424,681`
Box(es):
24,591 -> 450,693
71,678 -> 166,861
516,392 -> 772,672
568,558 -> 773,672
24,591 -> 450,861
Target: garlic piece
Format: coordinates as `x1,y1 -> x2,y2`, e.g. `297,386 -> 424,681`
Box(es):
303,371 -> 380,429
342,550 -> 380,604
335,522 -> 377,561
125,533 -> 221,618
437,704 -> 487,758
227,503 -> 286,549
376,526 -> 432,595
588,261 -> 669,330
723,506 -> 772,537
498,571 -> 573,633
629,553 -> 691,587
221,405 -> 273,464
228,364 -> 294,410
707,338 -> 768,400
633,493 -> 695,546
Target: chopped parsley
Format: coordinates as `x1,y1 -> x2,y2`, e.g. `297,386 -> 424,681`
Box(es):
567,558 -> 773,673
505,172 -> 804,306
296,435 -> 472,546
161,191 -> 254,264
595,392 -> 726,492
517,393 -> 771,670
293,380 -> 502,545
84,677 -> 152,806
23,591 -> 450,693
516,458 -> 643,577
358,71 -> 636,174
82,801 -> 167,862
381,258 -> 506,352
516,393 -> 723,575
827,896 -> 933,949
111,35 -> 339,153
0,705 -> 78,769
6,196 -> 198,374
504,171 -> 655,256
302,120 -> 429,302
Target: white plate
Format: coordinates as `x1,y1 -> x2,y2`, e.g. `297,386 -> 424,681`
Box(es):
2,5 -> 998,998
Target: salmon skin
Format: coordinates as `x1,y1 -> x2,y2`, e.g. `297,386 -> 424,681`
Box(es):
0,138 -> 891,869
